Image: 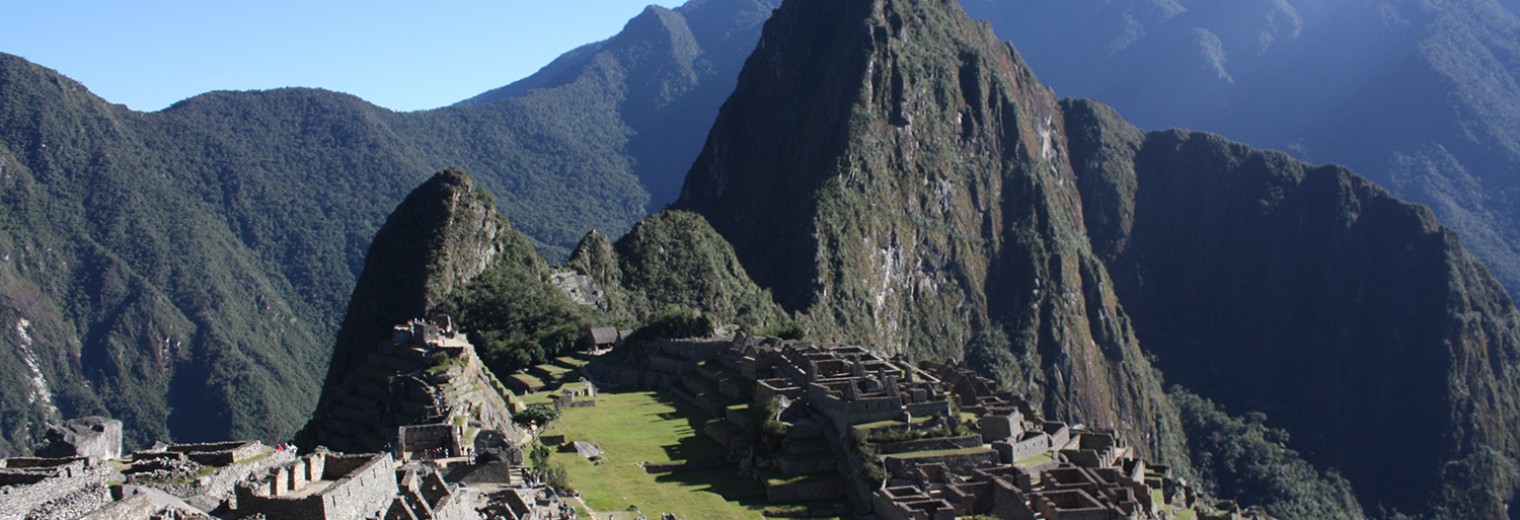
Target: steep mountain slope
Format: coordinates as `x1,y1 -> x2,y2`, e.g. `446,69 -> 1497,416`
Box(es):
1065,98 -> 1520,517
0,0 -> 775,450
0,57 -> 331,451
566,210 -> 792,333
678,0 -> 1520,516
960,0 -> 1520,301
302,169 -> 532,452
678,0 -> 1189,466
462,0 -> 780,206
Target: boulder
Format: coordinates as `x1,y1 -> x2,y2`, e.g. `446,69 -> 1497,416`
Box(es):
35,416 -> 123,460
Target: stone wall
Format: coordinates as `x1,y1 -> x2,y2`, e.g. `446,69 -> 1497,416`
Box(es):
237,452 -> 398,519
167,441 -> 265,466
1042,422 -> 1071,450
883,450 -> 1000,480
399,424 -> 462,460
0,459 -> 113,520
35,417 -> 122,461
755,379 -> 805,404
766,478 -> 845,502
993,433 -> 1050,464
873,435 -> 983,456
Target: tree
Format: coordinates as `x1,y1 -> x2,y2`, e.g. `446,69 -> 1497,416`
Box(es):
512,403 -> 562,433
965,327 -> 1015,383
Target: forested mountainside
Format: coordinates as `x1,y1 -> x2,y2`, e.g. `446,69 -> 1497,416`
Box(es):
0,0 -> 774,452
677,0 -> 1520,516
463,0 -> 780,207
1064,98 -> 1520,517
960,0 -> 1520,303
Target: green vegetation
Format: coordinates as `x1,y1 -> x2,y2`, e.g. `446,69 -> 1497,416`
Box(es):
0,0 -> 782,451
863,425 -> 968,444
513,403 -> 562,433
570,210 -> 797,336
1170,387 -> 1363,520
626,306 -> 716,342
762,470 -> 840,487
540,389 -> 770,518
1014,452 -> 1054,468
436,264 -> 594,377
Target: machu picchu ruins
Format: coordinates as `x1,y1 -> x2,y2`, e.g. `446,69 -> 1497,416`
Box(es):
0,315 -> 1275,519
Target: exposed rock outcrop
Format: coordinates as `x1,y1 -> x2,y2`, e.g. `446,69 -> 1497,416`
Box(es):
35,417 -> 122,460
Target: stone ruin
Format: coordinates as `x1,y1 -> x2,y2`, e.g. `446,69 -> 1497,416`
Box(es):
235,449 -> 399,519
398,424 -> 463,462
636,332 -> 1258,519
304,318 -> 519,454
0,456 -> 114,520
34,416 -> 122,460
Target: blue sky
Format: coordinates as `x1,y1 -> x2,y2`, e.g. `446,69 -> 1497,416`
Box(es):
0,1 -> 685,112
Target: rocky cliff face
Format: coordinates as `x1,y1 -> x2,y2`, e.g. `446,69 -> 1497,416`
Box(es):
677,0 -> 1187,464
304,169 -> 537,450
1065,99 -> 1520,516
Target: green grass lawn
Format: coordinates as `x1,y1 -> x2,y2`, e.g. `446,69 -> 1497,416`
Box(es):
510,373 -> 549,391
1152,487 -> 1196,520
543,389 -> 770,519
884,446 -> 994,460
1014,452 -> 1054,468
555,355 -> 589,368
761,470 -> 842,487
521,382 -> 589,405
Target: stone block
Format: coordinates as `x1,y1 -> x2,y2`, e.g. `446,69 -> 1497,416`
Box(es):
35,417 -> 122,460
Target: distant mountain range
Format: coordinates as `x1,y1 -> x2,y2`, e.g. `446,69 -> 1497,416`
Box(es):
961,0 -> 1520,301
0,0 -> 777,452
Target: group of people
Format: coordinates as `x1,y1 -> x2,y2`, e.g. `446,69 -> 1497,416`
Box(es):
273,442 -> 298,454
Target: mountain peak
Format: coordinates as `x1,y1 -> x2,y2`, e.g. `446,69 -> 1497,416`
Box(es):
678,0 -> 1186,467
304,168 -> 531,449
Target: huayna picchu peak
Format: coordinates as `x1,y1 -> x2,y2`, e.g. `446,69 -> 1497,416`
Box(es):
679,0 -> 1520,516
679,0 -> 1191,483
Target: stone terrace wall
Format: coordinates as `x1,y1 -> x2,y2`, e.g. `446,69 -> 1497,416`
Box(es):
167,441 -> 265,466
0,460 -> 113,520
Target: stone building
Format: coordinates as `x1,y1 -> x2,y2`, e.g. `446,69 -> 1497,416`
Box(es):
235,450 -> 400,519
303,319 -> 518,454
697,334 -> 1211,519
0,456 -> 115,520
